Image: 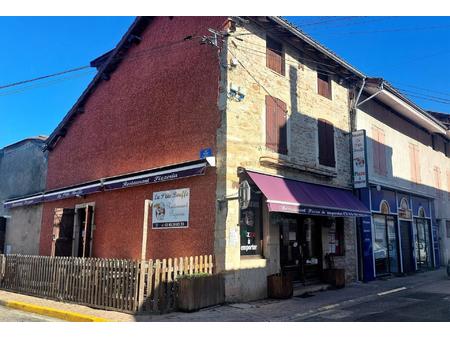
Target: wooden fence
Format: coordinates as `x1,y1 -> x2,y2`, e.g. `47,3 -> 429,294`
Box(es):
0,254 -> 214,314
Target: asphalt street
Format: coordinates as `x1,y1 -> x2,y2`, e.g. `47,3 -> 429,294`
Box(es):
300,277 -> 450,321
0,305 -> 62,322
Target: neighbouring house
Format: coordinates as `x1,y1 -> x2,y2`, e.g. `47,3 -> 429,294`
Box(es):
428,111 -> 450,266
0,136 -> 48,254
4,16 -> 448,302
353,80 -> 450,281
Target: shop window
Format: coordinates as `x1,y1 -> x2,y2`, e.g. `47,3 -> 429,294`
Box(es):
418,206 -> 426,218
265,95 -> 288,155
266,36 -> 285,75
446,221 -> 450,239
372,126 -> 387,176
318,119 -> 336,167
317,72 -> 332,99
240,184 -> 263,256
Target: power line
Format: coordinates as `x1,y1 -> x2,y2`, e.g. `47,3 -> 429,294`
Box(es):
294,16 -> 362,28
390,81 -> 450,97
0,65 -> 91,91
312,23 -> 450,36
231,39 -> 340,76
0,35 -> 204,95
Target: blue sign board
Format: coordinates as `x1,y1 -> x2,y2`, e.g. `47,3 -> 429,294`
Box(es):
199,147 -> 213,159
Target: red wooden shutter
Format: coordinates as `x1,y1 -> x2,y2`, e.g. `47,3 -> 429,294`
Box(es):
266,96 -> 277,152
266,37 -> 285,75
317,73 -> 331,99
276,98 -> 287,155
318,119 -> 335,167
378,129 -> 387,176
266,95 -> 287,155
409,143 -> 417,183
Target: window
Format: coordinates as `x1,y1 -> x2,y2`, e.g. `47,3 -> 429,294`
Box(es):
266,37 -> 285,75
317,72 -> 332,99
372,126 -> 387,176
380,200 -> 390,214
240,182 -> 263,256
318,119 -> 336,167
446,221 -> 450,239
447,170 -> 450,200
265,95 -> 288,155
409,143 -> 421,183
433,166 -> 442,197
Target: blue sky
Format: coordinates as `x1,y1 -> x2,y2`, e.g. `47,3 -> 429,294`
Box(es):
0,16 -> 449,148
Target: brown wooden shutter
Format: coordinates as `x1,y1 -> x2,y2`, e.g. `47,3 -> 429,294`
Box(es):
318,119 -> 335,167
378,130 -> 387,176
266,37 -> 285,75
266,95 -> 287,155
266,95 -> 277,152
317,72 -> 331,99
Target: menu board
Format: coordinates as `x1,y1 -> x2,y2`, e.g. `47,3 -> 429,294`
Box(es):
152,188 -> 190,229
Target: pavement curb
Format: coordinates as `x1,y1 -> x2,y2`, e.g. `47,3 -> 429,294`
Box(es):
0,298 -> 109,322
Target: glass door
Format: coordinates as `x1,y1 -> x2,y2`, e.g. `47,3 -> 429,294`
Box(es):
373,214 -> 400,276
386,216 -> 399,273
415,218 -> 432,270
374,215 -> 389,275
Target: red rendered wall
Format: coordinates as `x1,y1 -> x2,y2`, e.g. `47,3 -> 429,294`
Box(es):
40,170 -> 216,259
40,16 -> 226,258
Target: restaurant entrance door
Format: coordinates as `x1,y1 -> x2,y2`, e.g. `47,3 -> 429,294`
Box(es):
279,214 -> 322,284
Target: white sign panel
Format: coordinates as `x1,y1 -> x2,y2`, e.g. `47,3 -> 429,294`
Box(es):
152,188 -> 190,229
352,130 -> 368,189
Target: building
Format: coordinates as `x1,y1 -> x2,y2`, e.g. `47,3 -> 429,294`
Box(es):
0,136 -> 48,254
428,111 -> 450,266
4,17 -> 448,302
354,80 -> 450,280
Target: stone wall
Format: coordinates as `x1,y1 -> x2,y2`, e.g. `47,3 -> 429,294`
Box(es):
215,20 -> 357,301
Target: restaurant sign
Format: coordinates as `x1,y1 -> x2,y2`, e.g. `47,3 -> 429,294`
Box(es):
152,188 -> 190,229
352,130 -> 368,189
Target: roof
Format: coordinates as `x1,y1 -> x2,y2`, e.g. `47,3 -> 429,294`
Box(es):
428,111 -> 450,129
44,16 -> 448,152
45,17 -> 153,151
2,135 -> 48,151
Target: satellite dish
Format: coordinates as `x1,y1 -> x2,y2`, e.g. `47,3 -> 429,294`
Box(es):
238,180 -> 251,210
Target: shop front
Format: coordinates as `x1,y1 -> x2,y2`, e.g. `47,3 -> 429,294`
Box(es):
358,186 -> 438,281
239,169 -> 371,286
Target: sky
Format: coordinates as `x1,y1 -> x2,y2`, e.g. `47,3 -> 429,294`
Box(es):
0,16 -> 449,148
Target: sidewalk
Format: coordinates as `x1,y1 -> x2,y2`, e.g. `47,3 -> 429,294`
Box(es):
0,268 -> 446,322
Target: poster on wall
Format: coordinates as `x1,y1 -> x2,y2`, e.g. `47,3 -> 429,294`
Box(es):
152,188 -> 190,229
352,130 -> 368,189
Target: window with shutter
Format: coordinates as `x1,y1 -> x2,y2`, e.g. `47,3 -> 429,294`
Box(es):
409,143 -> 421,184
318,119 -> 335,167
265,95 -> 287,155
317,72 -> 332,99
372,126 -> 387,176
266,37 -> 285,75
434,166 -> 442,197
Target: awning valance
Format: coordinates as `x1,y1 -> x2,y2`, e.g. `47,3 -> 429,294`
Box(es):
4,158 -> 214,209
247,170 -> 370,217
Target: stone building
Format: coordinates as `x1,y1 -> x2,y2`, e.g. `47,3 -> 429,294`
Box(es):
0,136 -> 48,254
5,17 -> 448,302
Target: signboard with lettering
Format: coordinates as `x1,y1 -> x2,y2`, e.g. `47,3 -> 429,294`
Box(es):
152,188 -> 190,229
352,130 -> 369,189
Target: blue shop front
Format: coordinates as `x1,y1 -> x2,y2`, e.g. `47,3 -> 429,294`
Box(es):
357,185 -> 440,281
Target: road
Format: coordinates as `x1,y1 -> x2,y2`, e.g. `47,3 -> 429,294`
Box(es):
0,305 -> 62,322
299,277 -> 450,321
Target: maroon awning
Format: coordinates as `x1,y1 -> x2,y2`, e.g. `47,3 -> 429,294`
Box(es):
247,171 -> 370,217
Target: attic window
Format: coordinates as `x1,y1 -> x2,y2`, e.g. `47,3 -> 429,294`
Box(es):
266,37 -> 285,76
317,72 -> 332,99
